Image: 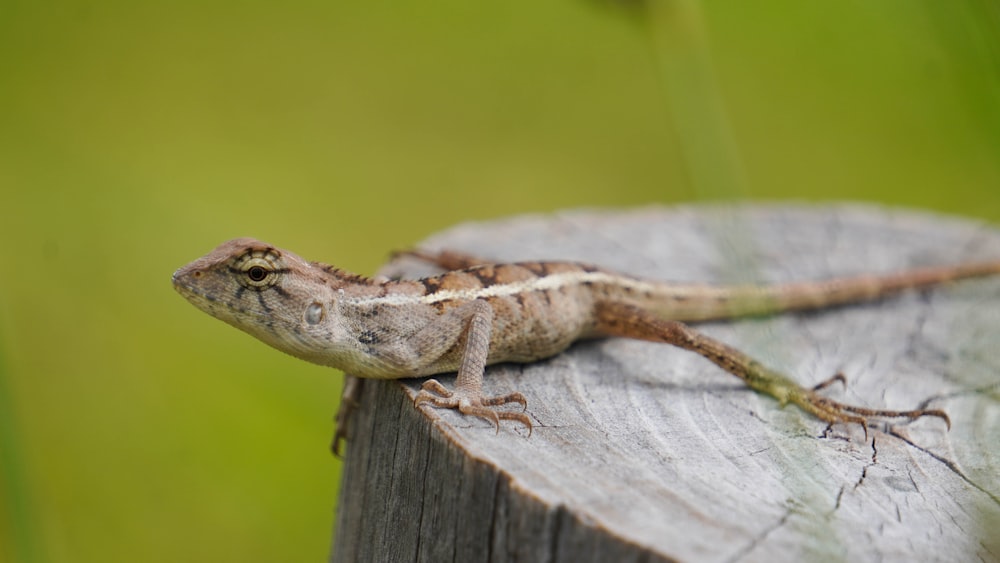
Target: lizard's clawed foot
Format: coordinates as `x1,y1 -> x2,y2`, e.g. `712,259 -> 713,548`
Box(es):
811,372 -> 847,392
414,379 -> 533,435
793,374 -> 951,439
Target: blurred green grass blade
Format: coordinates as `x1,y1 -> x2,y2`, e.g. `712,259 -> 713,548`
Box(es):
0,323 -> 43,563
643,0 -> 748,202
638,0 -> 763,289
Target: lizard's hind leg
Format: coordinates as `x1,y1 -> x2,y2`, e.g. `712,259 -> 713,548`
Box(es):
593,301 -> 951,437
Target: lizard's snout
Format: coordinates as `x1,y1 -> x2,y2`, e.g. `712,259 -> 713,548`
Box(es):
171,263 -> 206,294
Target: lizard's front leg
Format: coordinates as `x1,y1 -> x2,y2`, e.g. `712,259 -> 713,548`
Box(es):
411,299 -> 532,432
331,375 -> 363,457
594,301 -> 950,436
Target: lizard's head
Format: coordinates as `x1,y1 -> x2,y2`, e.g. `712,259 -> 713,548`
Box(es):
172,238 -> 347,364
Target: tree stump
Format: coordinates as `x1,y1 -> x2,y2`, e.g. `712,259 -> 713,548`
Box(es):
331,205 -> 1000,563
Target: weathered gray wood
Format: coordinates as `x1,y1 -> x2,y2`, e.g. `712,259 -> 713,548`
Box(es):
331,204 -> 1000,563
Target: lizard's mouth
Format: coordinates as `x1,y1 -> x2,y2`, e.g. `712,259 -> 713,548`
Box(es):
171,268 -> 270,325
171,266 -> 273,334
172,271 -> 219,312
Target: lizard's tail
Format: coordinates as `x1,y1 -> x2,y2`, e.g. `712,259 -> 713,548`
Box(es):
642,261 -> 1000,322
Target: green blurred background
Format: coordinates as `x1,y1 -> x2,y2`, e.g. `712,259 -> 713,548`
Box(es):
1,1 -> 998,561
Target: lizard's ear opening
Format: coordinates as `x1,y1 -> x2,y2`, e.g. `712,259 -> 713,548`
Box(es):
305,302 -> 326,325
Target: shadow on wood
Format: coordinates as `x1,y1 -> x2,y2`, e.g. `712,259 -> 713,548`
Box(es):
331,205 -> 1000,563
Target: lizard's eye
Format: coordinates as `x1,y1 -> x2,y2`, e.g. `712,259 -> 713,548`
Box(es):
235,253 -> 281,288
247,266 -> 268,282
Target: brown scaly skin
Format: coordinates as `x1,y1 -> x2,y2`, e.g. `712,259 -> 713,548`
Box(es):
173,238 -> 999,452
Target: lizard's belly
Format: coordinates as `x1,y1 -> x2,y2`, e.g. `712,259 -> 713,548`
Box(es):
399,314 -> 587,376
484,289 -> 596,364
348,286 -> 598,378
487,327 -> 581,364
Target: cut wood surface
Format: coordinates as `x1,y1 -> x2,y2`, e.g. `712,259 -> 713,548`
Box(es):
331,204 -> 1000,563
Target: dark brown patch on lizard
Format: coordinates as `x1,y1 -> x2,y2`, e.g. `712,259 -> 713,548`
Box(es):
469,266 -> 499,288
420,277 -> 442,295
513,292 -> 527,309
429,298 -> 455,313
521,262 -> 551,277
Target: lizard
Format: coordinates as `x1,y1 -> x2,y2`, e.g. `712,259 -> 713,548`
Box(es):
172,237 -> 1000,452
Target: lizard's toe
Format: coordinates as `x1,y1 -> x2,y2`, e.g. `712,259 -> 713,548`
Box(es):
811,372 -> 847,392
414,379 -> 459,409
481,391 -> 528,411
413,379 -> 532,434
794,389 -> 950,439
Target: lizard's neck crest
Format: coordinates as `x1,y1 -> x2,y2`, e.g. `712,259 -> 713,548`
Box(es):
310,261 -> 377,288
